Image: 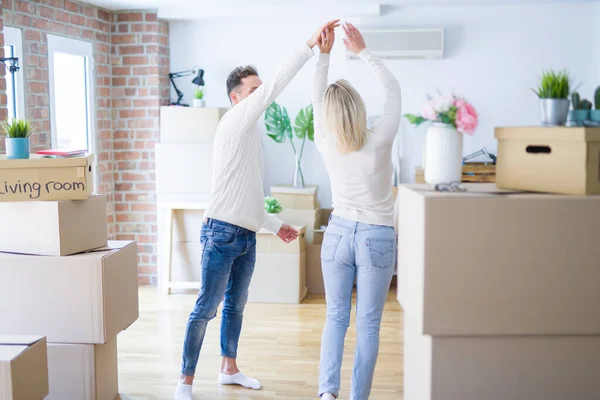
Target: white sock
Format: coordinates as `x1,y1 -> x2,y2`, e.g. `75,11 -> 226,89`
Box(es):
219,372 -> 262,390
322,394 -> 336,400
174,379 -> 193,400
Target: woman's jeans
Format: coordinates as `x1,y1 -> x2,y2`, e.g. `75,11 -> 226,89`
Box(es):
319,215 -> 396,400
181,218 -> 256,377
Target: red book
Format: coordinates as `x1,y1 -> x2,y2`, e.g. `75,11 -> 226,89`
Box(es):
36,149 -> 87,157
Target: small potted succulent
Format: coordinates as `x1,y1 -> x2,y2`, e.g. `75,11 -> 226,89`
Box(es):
193,87 -> 205,108
532,69 -> 571,126
2,118 -> 33,159
264,196 -> 283,215
591,87 -> 600,122
569,92 -> 592,125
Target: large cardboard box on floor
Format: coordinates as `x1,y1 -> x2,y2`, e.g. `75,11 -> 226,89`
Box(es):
495,126 -> 600,195
0,195 -> 107,256
404,315 -> 600,400
0,154 -> 94,202
160,106 -> 228,143
249,252 -> 307,304
396,184 -> 600,336
306,208 -> 333,294
0,335 -> 49,400
271,185 -> 318,210
0,241 -> 139,344
46,337 -> 118,400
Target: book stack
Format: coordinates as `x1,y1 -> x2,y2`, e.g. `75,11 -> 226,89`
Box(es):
0,153 -> 139,400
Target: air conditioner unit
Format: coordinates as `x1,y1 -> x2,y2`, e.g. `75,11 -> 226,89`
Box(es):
346,28 -> 444,60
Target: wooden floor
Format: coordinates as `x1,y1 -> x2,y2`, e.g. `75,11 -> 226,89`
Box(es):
117,286 -> 404,400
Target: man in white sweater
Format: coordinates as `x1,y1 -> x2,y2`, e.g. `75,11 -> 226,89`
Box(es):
175,20 -> 341,400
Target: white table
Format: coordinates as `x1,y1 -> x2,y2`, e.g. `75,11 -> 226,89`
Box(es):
159,201 -> 209,295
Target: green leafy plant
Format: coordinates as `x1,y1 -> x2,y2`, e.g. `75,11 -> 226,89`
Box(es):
265,102 -> 314,187
1,119 -> 33,139
532,69 -> 571,99
264,196 -> 283,214
594,87 -> 600,110
194,87 -> 204,100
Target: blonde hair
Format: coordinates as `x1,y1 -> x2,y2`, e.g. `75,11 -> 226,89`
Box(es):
323,79 -> 367,154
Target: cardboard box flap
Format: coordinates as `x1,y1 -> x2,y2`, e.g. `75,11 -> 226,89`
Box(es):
495,126 -> 600,142
0,335 -> 45,346
0,346 -> 28,361
271,184 -> 318,195
0,153 -> 94,169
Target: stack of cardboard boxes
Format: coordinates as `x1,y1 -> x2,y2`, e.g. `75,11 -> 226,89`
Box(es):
397,126 -> 600,399
0,154 -> 139,400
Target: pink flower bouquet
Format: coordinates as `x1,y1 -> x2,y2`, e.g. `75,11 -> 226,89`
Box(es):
405,94 -> 479,135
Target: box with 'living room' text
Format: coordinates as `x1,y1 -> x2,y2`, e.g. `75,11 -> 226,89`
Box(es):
0,154 -> 94,202
0,195 -> 108,256
0,335 -> 49,400
0,241 -> 139,344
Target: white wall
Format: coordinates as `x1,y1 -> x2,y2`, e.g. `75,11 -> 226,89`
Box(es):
170,2 -> 597,207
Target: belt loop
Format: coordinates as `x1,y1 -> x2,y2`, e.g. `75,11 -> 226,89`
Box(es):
207,218 -> 212,228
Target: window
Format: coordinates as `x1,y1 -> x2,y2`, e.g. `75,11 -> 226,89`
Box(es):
47,35 -> 97,192
3,27 -> 25,120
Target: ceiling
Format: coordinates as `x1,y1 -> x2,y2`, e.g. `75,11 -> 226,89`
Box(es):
82,0 -> 599,20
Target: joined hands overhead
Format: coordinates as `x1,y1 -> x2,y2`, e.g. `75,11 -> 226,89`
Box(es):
316,21 -> 366,55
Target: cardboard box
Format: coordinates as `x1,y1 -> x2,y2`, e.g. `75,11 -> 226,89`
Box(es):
46,337 -> 118,400
0,154 -> 94,202
249,252 -> 307,304
271,185 -> 318,210
306,244 -> 325,294
396,184 -> 600,336
160,106 -> 228,143
312,208 -> 333,245
0,336 -> 49,400
0,241 -> 139,344
0,195 -> 108,256
495,126 -> 600,195
257,226 -> 306,254
156,143 -> 213,195
404,315 -> 600,400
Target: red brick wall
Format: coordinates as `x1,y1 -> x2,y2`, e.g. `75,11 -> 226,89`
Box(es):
111,11 -> 170,284
0,1 -> 7,124
0,2 -> 171,284
2,0 -> 116,236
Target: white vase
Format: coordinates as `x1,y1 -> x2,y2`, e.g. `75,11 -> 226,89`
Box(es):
423,123 -> 463,185
193,99 -> 205,108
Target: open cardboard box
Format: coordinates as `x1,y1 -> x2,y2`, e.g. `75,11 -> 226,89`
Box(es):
0,335 -> 49,400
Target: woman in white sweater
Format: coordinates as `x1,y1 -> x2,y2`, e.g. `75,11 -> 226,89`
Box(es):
313,23 -> 402,400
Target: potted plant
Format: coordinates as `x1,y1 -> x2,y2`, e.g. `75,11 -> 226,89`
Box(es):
405,94 -> 479,185
569,92 -> 591,126
591,87 -> 600,122
2,119 -> 33,160
264,196 -> 283,214
265,102 -> 314,188
193,87 -> 205,108
532,69 -> 571,126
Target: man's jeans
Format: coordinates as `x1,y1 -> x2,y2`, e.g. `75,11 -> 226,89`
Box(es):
181,218 -> 256,376
319,215 -> 396,400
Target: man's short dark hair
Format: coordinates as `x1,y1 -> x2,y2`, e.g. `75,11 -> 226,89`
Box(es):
226,65 -> 259,98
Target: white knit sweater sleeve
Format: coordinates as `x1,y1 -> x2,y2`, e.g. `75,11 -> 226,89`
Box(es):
359,49 -> 402,142
226,43 -> 315,132
262,210 -> 284,234
313,52 -> 330,147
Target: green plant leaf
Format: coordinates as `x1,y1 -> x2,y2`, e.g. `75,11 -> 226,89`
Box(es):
264,196 -> 283,214
404,114 -> 427,126
533,69 -> 571,99
1,118 -> 33,139
265,102 -> 292,143
294,104 -> 314,141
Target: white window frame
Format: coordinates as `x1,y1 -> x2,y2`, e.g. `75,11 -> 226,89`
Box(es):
3,26 -> 26,120
47,34 -> 98,193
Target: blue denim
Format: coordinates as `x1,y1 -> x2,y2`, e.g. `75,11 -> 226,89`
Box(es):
319,215 -> 396,400
181,218 -> 257,376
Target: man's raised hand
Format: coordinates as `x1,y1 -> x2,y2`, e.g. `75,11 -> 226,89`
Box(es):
308,19 -> 341,48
